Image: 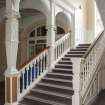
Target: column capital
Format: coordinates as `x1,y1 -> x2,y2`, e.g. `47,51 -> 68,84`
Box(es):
5,10 -> 20,19
46,25 -> 56,31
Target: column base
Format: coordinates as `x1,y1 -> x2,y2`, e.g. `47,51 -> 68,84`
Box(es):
72,93 -> 81,105
5,102 -> 18,105
5,68 -> 19,77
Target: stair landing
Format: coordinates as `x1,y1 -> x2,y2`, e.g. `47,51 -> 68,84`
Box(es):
91,90 -> 105,105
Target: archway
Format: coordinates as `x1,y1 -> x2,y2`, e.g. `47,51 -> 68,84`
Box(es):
17,0 -> 49,67
56,12 -> 71,41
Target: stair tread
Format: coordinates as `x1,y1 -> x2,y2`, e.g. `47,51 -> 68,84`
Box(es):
66,53 -> 84,55
78,44 -> 91,46
43,77 -> 72,83
53,68 -> 72,71
75,48 -> 88,50
24,95 -> 66,105
59,60 -> 72,63
31,88 -> 72,99
55,64 -> 72,66
37,82 -> 73,91
47,72 -> 73,77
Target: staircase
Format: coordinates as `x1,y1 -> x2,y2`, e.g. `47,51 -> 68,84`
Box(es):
18,44 -> 91,105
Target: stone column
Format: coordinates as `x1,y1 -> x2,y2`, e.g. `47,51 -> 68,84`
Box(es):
71,58 -> 82,105
47,0 -> 56,70
5,0 -> 20,104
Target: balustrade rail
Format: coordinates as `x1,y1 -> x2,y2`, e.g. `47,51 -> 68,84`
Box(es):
17,47 -> 49,100
81,31 -> 105,96
54,33 -> 71,63
71,30 -> 105,105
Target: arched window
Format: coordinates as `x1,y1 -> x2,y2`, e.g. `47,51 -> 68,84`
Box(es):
28,25 -> 47,59
57,26 -> 65,34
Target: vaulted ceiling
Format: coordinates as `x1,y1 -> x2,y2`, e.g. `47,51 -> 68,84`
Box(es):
62,0 -> 82,8
0,0 -> 82,9
20,9 -> 43,18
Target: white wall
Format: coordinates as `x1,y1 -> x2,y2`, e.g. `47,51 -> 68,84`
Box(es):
75,8 -> 85,46
95,2 -> 104,38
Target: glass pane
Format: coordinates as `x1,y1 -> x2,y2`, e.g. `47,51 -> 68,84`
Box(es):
30,30 -> 35,37
41,26 -> 46,36
57,26 -> 65,34
37,27 -> 41,36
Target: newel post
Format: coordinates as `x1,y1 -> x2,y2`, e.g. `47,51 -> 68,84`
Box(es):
71,58 -> 82,105
46,0 -> 56,71
5,0 -> 20,105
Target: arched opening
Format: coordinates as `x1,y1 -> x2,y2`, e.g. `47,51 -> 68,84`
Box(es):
17,8 -> 47,67
56,12 -> 71,41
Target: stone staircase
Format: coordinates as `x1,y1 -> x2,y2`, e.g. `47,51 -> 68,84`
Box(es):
18,44 -> 91,105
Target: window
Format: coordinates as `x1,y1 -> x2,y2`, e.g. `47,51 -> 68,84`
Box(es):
37,40 -> 46,44
41,26 -> 46,36
57,26 -> 65,34
30,30 -> 35,37
37,26 -> 46,36
28,25 -> 47,59
36,44 -> 46,55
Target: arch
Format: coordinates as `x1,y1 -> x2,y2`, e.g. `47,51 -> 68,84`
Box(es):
19,0 -> 50,18
18,7 -> 47,65
56,11 -> 71,33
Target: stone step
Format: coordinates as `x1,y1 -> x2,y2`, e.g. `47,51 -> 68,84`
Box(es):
52,68 -> 73,74
22,95 -> 66,105
58,60 -> 72,65
76,46 -> 89,49
46,72 -> 73,80
65,54 -> 83,57
36,82 -> 74,96
70,48 -> 87,51
62,57 -> 71,61
78,44 -> 91,46
55,64 -> 72,69
30,88 -> 72,104
68,51 -> 86,54
41,77 -> 73,87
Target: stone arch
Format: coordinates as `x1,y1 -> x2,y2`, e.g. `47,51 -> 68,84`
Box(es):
18,7 -> 47,66
19,0 -> 50,18
56,11 -> 71,33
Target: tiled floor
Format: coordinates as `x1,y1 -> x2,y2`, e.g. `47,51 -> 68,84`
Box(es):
92,90 -> 105,105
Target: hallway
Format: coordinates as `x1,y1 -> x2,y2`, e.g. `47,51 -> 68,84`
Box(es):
92,90 -> 105,105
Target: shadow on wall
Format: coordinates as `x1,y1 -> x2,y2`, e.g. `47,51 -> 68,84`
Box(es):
0,20 -> 7,81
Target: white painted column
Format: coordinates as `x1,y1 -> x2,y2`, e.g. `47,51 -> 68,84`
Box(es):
5,0 -> 20,104
70,13 -> 75,48
71,58 -> 82,105
47,0 -> 56,70
5,11 -> 20,75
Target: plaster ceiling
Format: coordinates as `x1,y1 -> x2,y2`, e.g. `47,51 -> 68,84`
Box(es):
62,0 -> 83,8
20,9 -> 43,19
